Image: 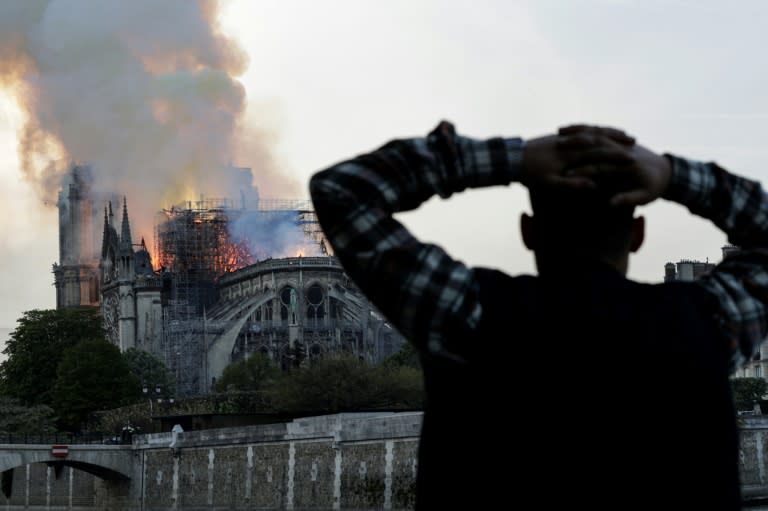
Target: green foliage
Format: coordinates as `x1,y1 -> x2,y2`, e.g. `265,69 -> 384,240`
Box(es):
272,354 -> 423,413
370,365 -> 424,409
0,396 -> 57,435
0,308 -> 106,405
732,377 -> 768,409
123,347 -> 174,395
273,355 -> 371,413
52,339 -> 141,432
382,342 -> 421,369
215,353 -> 279,392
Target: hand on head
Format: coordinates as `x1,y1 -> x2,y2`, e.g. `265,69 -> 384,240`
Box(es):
559,125 -> 673,207
522,124 -> 672,207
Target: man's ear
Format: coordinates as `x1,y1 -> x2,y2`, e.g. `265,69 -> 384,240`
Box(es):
521,213 -> 536,251
630,216 -> 645,253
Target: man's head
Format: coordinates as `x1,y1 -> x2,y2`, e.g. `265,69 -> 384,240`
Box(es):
521,185 -> 644,275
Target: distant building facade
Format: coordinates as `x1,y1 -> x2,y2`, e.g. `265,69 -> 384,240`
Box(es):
663,260 -> 716,282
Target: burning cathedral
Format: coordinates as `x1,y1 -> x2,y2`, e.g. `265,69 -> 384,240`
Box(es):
53,164 -> 405,395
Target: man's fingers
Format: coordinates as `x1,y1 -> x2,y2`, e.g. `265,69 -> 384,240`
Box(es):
549,175 -> 597,190
558,133 -> 600,149
596,127 -> 635,145
565,165 -> 599,177
567,147 -> 635,166
558,124 -> 591,136
565,161 -> 635,182
564,164 -> 625,180
558,125 -> 635,146
557,135 -> 633,157
610,189 -> 649,207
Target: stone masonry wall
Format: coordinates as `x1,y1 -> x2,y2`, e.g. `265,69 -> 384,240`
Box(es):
0,464 -> 98,509
7,413 -> 768,509
131,411 -> 422,510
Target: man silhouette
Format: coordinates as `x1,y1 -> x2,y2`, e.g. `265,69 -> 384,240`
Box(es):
310,122 -> 767,509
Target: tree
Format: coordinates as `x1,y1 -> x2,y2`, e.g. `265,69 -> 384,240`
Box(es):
122,347 -> 174,395
0,308 -> 106,406
272,354 -> 424,413
370,365 -> 424,409
273,354 -> 375,413
382,342 -> 421,369
52,339 -> 141,432
215,352 -> 279,392
0,396 -> 57,435
732,377 -> 768,410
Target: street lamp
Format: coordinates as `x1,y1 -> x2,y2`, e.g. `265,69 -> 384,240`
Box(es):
142,383 -> 162,415
158,395 -> 176,413
144,383 -> 176,413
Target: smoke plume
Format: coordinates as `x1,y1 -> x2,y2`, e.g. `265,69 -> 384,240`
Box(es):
0,0 -> 290,244
229,210 -> 326,261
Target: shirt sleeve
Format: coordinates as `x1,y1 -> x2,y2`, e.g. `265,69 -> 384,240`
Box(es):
664,154 -> 768,371
309,121 -> 525,361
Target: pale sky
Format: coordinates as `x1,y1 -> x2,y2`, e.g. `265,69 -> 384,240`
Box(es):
1,0 -> 767,329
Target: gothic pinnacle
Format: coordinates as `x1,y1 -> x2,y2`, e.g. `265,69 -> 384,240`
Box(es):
120,196 -> 133,250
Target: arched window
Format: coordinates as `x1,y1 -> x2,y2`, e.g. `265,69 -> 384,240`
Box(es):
305,284 -> 325,322
280,286 -> 297,324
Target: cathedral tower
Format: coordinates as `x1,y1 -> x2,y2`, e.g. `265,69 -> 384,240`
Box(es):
53,165 -> 100,308
100,198 -> 162,352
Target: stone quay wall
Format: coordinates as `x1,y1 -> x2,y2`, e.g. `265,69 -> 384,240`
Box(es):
10,412 -> 768,509
131,411 -> 421,511
1,411 -> 422,510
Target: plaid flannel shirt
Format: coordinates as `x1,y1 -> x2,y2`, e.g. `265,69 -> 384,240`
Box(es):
309,121 -> 768,372
664,155 -> 768,370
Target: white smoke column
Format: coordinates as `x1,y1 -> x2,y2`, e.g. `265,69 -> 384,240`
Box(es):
0,0 -> 286,241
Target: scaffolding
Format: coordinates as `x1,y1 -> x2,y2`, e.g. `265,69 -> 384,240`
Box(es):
153,197 -> 327,395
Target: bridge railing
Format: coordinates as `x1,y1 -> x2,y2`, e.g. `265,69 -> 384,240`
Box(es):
0,432 -> 131,445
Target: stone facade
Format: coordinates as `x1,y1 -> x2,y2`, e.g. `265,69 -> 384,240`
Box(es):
10,413 -> 768,508
206,257 -> 405,384
99,199 -> 163,352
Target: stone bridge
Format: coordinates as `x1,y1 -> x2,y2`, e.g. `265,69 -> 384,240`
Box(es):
0,444 -> 133,481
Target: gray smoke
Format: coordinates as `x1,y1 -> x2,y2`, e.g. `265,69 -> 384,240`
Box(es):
229,210 -> 325,261
0,0 -> 287,240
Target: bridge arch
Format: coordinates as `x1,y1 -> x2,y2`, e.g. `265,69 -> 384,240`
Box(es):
0,445 -> 132,481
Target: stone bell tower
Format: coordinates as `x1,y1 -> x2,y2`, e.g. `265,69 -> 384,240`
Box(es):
52,165 -> 101,309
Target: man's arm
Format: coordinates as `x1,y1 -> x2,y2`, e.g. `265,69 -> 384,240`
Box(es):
310,121 -> 633,360
561,125 -> 768,371
664,155 -> 768,370
308,121 -> 525,360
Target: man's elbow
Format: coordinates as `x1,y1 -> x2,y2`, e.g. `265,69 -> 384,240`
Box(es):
308,172 -> 328,204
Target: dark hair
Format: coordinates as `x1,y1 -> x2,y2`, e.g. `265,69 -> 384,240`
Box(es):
528,185 -> 635,257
